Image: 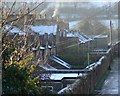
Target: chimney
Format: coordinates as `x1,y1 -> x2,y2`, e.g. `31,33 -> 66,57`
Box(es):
27,8 -> 30,13
52,16 -> 54,20
39,14 -> 41,19
44,14 -> 46,19
56,16 -> 59,22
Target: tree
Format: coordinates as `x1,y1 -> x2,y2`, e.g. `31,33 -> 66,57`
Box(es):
0,1 -> 48,95
79,20 -> 93,35
92,20 -> 109,35
78,20 -> 108,35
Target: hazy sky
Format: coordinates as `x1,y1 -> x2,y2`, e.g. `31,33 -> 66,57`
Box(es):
2,0 -> 120,2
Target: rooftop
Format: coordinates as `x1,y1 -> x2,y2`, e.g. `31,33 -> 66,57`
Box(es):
50,56 -> 71,69
2,25 -> 25,36
40,73 -> 81,80
94,34 -> 108,39
27,25 -> 57,35
69,21 -> 79,29
66,31 -> 92,43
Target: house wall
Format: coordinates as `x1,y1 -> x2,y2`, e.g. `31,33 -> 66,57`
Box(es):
94,38 -> 109,49
34,19 -> 49,25
56,37 -> 79,55
56,37 -> 93,68
7,14 -> 35,28
57,21 -> 69,31
58,42 -> 120,94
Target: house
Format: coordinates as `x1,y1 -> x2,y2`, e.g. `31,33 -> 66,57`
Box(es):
93,34 -> 109,50
6,14 -> 35,28
88,34 -> 109,62
26,25 -> 58,64
66,31 -> 93,44
2,25 -> 42,61
27,24 -> 57,35
55,29 -> 93,68
40,72 -> 82,92
27,24 -> 57,52
49,55 -> 71,69
2,25 -> 25,43
69,21 -> 79,30
2,25 -> 25,36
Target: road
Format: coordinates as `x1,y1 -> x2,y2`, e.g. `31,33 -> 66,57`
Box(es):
99,57 -> 119,95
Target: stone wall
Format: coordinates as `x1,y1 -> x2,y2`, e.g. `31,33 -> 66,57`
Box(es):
58,42 -> 119,94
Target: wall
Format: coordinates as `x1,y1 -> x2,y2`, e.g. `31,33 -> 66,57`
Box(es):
58,41 -> 120,94
7,14 -> 35,28
94,37 -> 109,49
57,37 -> 79,55
57,37 -> 94,68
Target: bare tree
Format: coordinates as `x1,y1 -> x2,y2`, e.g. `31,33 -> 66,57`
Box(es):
0,1 -> 51,95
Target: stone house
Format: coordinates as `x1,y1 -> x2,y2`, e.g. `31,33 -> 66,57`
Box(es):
93,35 -> 109,50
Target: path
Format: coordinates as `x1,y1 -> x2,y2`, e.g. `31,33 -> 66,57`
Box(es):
99,58 -> 119,94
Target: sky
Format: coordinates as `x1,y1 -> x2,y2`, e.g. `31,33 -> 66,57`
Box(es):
2,0 -> 120,2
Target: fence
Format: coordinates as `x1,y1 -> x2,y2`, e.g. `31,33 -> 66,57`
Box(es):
58,41 -> 120,94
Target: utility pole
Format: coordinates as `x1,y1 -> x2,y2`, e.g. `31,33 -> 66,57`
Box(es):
108,3 -> 112,48
56,24 -> 60,56
108,3 -> 112,70
110,20 -> 112,47
87,41 -> 90,66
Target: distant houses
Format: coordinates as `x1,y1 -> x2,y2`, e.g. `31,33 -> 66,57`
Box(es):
2,8 -> 117,94
5,14 -> 35,28
2,25 -> 25,47
2,25 -> 25,36
3,22 -> 108,67
2,20 -> 110,67
2,19 -> 110,93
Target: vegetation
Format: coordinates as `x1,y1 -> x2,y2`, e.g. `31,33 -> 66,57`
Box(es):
78,20 -> 109,35
2,39 -> 41,94
59,44 -> 94,69
0,1 -> 47,95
